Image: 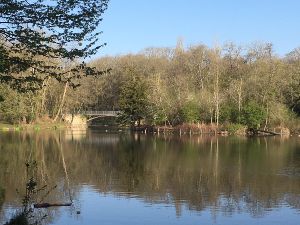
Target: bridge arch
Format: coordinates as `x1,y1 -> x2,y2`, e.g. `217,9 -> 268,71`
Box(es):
64,111 -> 121,126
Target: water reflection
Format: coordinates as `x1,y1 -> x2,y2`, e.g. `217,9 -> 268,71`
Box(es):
65,128 -> 86,141
0,131 -> 299,224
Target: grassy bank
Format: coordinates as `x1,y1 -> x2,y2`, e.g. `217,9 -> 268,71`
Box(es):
0,121 -> 67,131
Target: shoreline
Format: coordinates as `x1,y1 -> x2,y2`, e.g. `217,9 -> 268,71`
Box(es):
0,122 -> 67,131
130,124 -> 298,136
0,122 -> 299,136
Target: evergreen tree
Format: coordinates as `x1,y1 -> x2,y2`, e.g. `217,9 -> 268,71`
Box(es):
119,70 -> 148,126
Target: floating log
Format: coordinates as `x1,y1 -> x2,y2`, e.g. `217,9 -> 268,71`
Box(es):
256,129 -> 280,136
34,202 -> 72,208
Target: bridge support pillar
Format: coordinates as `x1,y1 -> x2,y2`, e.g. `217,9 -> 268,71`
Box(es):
64,114 -> 87,128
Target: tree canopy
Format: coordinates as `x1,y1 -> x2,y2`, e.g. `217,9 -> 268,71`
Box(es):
0,0 -> 109,90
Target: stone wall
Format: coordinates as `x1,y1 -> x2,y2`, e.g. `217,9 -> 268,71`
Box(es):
63,114 -> 87,128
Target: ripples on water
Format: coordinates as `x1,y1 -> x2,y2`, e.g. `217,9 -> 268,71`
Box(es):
0,130 -> 299,224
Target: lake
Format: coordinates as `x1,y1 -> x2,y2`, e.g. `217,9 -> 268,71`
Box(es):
0,130 -> 299,225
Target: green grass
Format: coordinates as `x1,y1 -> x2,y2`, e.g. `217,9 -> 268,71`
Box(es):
0,121 -> 67,131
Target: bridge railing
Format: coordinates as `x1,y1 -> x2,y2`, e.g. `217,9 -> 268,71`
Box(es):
82,111 -> 122,116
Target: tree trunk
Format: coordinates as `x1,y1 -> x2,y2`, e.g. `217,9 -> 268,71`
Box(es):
237,78 -> 243,123
39,77 -> 50,117
214,68 -> 220,127
53,81 -> 69,122
210,109 -> 213,126
212,48 -> 220,128
264,104 -> 269,130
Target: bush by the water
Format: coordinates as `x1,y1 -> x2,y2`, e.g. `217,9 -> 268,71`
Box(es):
224,123 -> 247,135
4,213 -> 29,225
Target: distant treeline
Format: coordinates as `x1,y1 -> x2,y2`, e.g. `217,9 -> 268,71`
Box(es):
0,42 -> 299,132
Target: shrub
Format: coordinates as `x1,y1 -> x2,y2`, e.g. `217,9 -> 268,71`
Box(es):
180,101 -> 200,123
225,123 -> 247,135
241,101 -> 267,129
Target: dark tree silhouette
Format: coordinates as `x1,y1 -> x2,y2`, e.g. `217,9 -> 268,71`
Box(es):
0,0 -> 109,91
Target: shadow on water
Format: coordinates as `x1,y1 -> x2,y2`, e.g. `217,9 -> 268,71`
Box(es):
2,161 -> 56,225
3,213 -> 28,225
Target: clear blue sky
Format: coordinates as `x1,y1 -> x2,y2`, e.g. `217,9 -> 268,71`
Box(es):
95,0 -> 300,57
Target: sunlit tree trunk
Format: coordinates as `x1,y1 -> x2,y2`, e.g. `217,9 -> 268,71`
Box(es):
237,77 -> 243,123
40,78 -> 50,115
213,49 -> 221,127
53,81 -> 69,122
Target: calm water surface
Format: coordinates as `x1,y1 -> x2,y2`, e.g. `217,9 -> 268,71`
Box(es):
0,130 -> 300,224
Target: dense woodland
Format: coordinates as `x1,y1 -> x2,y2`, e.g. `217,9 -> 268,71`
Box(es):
1,41 -> 299,132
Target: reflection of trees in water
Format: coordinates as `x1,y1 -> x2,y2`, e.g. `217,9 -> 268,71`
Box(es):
0,186 -> 4,209
0,131 -> 78,224
0,132 -> 300,220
